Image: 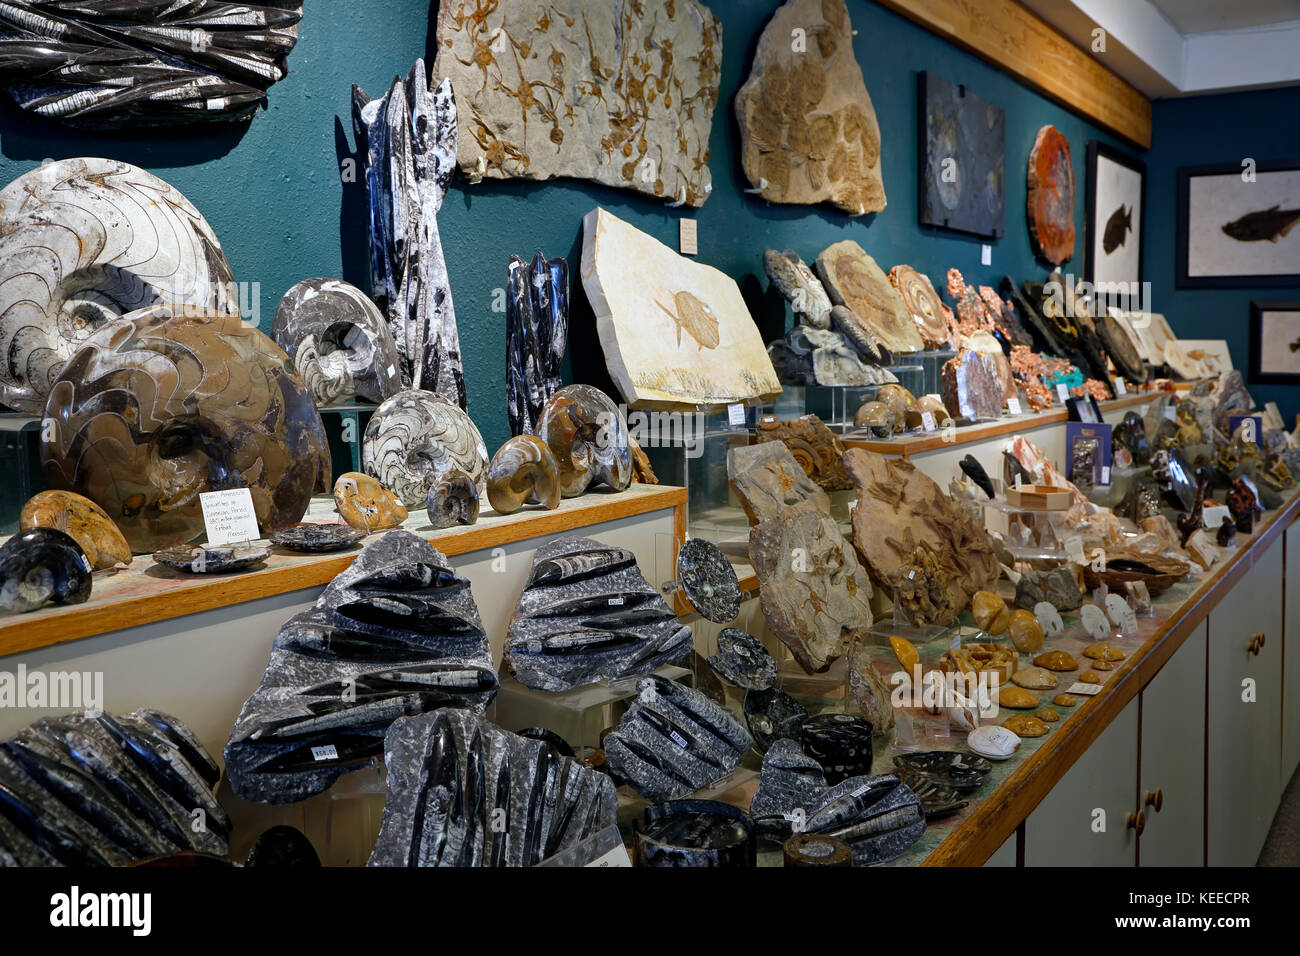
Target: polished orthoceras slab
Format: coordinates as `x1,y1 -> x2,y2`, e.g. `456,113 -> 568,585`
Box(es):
224,532 -> 497,805
0,158 -> 236,415
0,2 -> 302,128
272,279 -> 403,406
353,60 -> 465,407
368,709 -> 616,867
362,389 -> 489,527
0,709 -> 228,866
505,536 -> 693,692
506,253 -> 569,438
804,773 -> 926,865
433,0 -> 721,207
604,675 -> 752,802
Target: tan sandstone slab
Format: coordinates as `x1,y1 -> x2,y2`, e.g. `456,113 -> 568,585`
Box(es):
816,241 -> 923,354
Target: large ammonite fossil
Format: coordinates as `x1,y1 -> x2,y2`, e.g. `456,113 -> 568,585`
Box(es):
41,306 -> 331,554
271,278 -> 403,406
888,265 -> 951,348
361,389 -> 489,511
536,384 -> 633,498
0,158 -> 236,414
0,2 -> 303,127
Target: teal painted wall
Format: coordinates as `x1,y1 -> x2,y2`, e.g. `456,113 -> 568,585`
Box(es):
4,0 -> 1288,452
1146,86 -> 1300,425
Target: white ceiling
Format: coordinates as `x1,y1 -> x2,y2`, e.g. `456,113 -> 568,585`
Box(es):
1149,0 -> 1300,35
1021,0 -> 1300,96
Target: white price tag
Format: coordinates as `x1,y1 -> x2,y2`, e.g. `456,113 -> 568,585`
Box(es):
1034,601 -> 1064,637
608,596 -> 624,606
1080,603 -> 1111,640
921,411 -> 936,431
311,744 -> 339,762
1066,682 -> 1103,696
586,843 -> 633,867
1100,465 -> 1111,485
1113,378 -> 1127,396
1163,405 -> 1177,421
1056,383 -> 1069,403
981,244 -> 992,266
679,218 -> 698,255
727,403 -> 746,427
1063,535 -> 1084,564
1014,473 -> 1023,491
668,730 -> 688,749
199,488 -> 260,546
1006,398 -> 1022,416
386,364 -> 396,379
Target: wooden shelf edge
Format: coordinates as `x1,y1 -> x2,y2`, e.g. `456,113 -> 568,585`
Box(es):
922,489 -> 1300,866
0,485 -> 688,659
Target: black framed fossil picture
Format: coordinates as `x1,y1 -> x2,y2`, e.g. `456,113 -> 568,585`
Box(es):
1177,160 -> 1300,288
1249,300 -> 1300,384
917,72 -> 1005,239
1085,141 -> 1145,289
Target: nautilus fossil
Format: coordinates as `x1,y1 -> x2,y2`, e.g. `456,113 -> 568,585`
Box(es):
536,385 -> 632,498
41,305 -> 331,554
0,527 -> 92,614
271,279 -> 403,406
333,473 -> 408,531
0,158 -> 236,414
361,389 -> 489,516
486,435 -> 561,515
20,490 -> 131,571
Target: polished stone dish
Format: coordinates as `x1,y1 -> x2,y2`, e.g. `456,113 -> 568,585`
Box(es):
20,490 -> 130,571
0,3 -> 301,127
0,527 -> 92,613
0,709 -> 228,866
269,524 -> 367,554
744,687 -> 808,753
896,769 -> 969,819
271,279 -> 403,406
676,538 -> 741,623
506,253 -> 569,437
368,709 -> 616,867
225,532 -> 497,804
152,544 -> 270,574
892,750 -> 992,793
537,385 -> 633,498
706,628 -> 778,690
41,305 -> 330,554
505,536 -> 692,692
0,159 -> 235,415
635,800 -> 756,867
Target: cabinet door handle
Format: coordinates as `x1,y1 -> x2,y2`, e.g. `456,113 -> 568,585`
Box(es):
1145,788 -> 1164,813
1127,810 -> 1146,835
1248,634 -> 1265,655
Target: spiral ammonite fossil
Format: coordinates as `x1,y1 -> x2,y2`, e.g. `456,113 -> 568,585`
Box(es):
361,389 -> 489,509
40,306 -> 330,554
888,265 -> 951,348
536,384 -> 633,498
0,158 -> 236,414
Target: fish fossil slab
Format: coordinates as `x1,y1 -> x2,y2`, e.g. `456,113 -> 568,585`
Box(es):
0,158 -> 236,415
0,709 -> 227,867
505,536 -> 692,692
271,279 -> 403,406
506,253 -> 569,437
0,527 -> 91,613
0,2 -> 302,127
353,60 -> 464,406
225,531 -> 497,805
1222,205 -> 1300,243
604,675 -> 752,802
368,709 -> 616,867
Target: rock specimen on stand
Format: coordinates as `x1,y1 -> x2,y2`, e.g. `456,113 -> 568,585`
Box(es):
767,326 -> 898,386
19,490 -> 130,571
0,709 -> 228,866
604,675 -> 752,802
433,0 -> 720,207
805,773 -> 926,865
0,2 -> 302,128
846,640 -> 897,736
728,442 -> 829,523
942,348 -> 1013,420
676,538 -> 741,623
844,449 -> 1000,623
764,249 -> 833,327
1027,125 -> 1075,265
225,532 -> 498,804
271,279 -> 403,406
735,0 -> 886,215
749,739 -> 829,836
353,60 -> 465,406
706,628 -> 778,690
754,414 -> 852,492
830,305 -> 892,363
749,498 -> 875,673
582,207 -> 780,408
506,253 -> 568,437
367,709 -> 616,867
505,536 -> 693,692
890,544 -> 954,627
1014,567 -> 1083,611
890,265 -> 952,348
816,241 -> 924,354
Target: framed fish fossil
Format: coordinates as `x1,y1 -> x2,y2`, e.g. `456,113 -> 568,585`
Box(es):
1249,300 -> 1300,385
1177,159 -> 1300,288
1085,141 -> 1145,290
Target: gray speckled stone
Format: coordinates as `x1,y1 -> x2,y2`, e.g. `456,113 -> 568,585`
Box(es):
727,442 -> 829,521
806,773 -> 925,866
604,675 -> 751,802
224,531 -> 496,805
676,538 -> 741,624
748,739 -> 828,837
763,249 -> 833,328
706,628 -> 777,690
505,536 -> 692,692
368,709 -> 616,867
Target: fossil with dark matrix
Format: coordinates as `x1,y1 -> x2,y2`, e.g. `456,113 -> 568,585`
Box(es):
676,538 -> 741,623
706,628 -> 778,690
749,739 -> 829,837
353,60 -> 464,406
367,709 -> 616,867
506,253 -> 569,437
805,773 -> 926,865
0,709 -> 227,866
225,531 -> 497,804
505,536 -> 692,692
0,2 -> 302,127
0,527 -> 91,613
